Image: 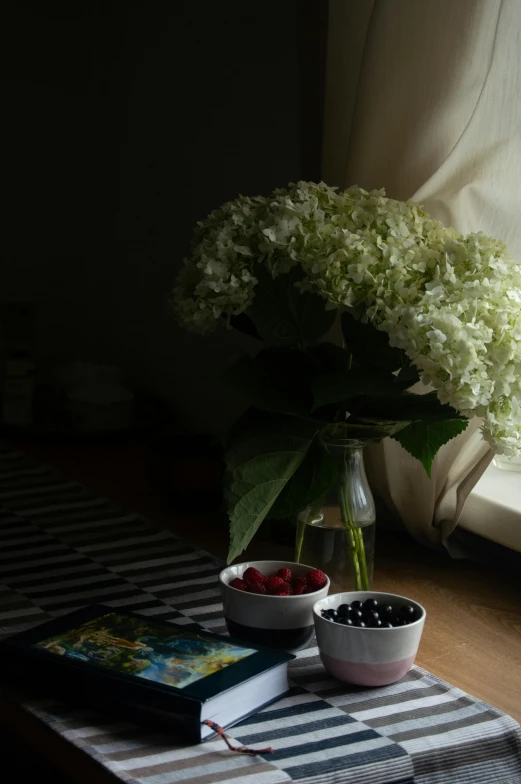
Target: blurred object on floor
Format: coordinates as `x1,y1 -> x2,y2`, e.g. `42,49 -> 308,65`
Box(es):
0,365 -> 172,441
54,361 -> 134,431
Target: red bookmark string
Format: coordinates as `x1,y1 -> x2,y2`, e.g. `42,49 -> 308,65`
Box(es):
202,719 -> 274,756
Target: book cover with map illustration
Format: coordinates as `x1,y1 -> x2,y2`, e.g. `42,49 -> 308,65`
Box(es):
0,605 -> 294,742
33,610 -> 258,689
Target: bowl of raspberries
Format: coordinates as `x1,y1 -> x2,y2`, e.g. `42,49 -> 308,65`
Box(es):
219,561 -> 330,650
313,591 -> 426,686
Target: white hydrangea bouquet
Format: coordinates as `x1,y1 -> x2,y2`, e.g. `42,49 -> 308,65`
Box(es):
174,181 -> 521,569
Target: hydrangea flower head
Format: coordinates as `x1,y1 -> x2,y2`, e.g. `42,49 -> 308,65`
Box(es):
173,182 -> 521,455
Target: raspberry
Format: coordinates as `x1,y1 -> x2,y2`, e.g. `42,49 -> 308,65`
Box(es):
248,582 -> 267,594
292,576 -> 307,595
275,588 -> 291,596
266,576 -> 287,594
277,567 -> 292,581
306,568 -> 328,590
243,567 -> 267,586
229,577 -> 248,591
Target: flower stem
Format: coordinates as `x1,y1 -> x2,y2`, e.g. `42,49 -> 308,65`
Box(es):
339,474 -> 362,590
355,526 -> 370,591
339,451 -> 371,591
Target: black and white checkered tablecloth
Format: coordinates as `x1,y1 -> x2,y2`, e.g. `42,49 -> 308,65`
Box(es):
0,445 -> 520,784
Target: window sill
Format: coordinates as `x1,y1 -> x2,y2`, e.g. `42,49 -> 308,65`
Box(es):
459,462 -> 521,553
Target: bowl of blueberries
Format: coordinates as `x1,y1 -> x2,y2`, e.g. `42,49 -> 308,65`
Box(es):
313,591 -> 426,686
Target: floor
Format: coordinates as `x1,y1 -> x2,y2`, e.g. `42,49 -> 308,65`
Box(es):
10,439 -> 521,724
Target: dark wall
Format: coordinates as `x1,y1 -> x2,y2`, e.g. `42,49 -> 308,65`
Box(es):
2,1 -> 304,432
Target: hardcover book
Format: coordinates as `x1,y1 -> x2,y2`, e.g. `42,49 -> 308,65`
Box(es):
0,605 -> 295,743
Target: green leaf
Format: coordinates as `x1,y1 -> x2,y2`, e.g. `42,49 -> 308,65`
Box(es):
391,419 -> 469,477
311,366 -> 405,411
249,266 -> 336,346
352,391 -> 465,423
226,432 -> 314,562
229,313 -> 261,341
269,439 -> 339,519
321,420 -> 411,442
341,311 -> 404,371
223,347 -> 317,416
311,342 -> 352,374
224,412 -> 320,514
226,408 -> 321,449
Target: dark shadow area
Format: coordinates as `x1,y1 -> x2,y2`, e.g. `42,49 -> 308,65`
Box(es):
1,0 -> 325,440
0,3 -> 328,779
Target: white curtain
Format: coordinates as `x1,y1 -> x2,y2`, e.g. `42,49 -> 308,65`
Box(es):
323,0 -> 521,546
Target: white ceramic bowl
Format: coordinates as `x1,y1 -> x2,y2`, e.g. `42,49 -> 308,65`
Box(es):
219,560 -> 330,650
313,591 -> 426,686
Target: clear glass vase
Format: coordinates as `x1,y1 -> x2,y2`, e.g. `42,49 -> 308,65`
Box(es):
295,438 -> 375,593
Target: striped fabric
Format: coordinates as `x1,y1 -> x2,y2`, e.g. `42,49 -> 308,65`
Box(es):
0,445 -> 520,784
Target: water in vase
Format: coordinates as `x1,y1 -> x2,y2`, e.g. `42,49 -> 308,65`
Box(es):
299,511 -> 375,594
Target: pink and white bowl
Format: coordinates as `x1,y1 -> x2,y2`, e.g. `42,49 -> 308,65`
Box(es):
313,591 -> 426,687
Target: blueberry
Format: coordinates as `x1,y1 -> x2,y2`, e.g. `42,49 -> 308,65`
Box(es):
350,609 -> 363,621
367,618 -> 382,628
377,604 -> 393,619
350,600 -> 363,611
399,604 -> 416,621
365,610 -> 380,623
392,616 -> 407,626
363,598 -> 379,612
382,621 -> 394,628
326,609 -> 338,621
337,603 -> 350,617
338,617 -> 353,626
353,620 -> 366,628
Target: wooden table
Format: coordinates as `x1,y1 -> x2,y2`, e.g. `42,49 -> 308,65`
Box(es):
2,439 -> 521,782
